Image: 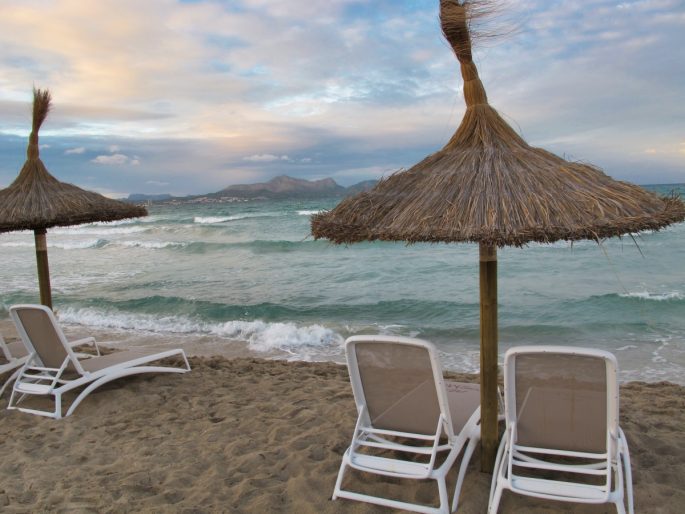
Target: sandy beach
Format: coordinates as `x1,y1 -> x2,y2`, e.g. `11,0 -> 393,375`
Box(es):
0,324 -> 683,514
1,0 -> 683,511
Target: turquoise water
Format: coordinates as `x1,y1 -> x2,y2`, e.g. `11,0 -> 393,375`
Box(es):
1,184 -> 684,383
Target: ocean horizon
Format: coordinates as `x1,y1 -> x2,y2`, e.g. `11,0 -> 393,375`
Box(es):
1,183 -> 684,384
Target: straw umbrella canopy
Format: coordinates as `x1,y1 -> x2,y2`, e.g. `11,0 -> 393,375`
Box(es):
0,89 -> 147,309
312,0 -> 685,471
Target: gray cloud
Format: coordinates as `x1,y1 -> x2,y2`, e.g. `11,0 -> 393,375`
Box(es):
243,154 -> 290,162
0,0 -> 682,195
91,153 -> 139,166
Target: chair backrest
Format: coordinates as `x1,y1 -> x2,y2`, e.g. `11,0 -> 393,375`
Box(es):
9,304 -> 83,373
503,346 -> 618,454
345,335 -> 453,436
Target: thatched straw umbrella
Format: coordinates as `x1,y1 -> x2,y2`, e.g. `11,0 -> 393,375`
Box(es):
0,89 -> 147,309
312,0 -> 685,471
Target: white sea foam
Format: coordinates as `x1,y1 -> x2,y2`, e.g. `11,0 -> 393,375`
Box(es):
3,238 -> 189,250
194,216 -> 233,224
96,216 -> 168,225
50,226 -> 148,235
0,239 -> 106,249
58,308 -> 201,334
214,320 -> 343,354
619,291 -> 683,301
194,213 -> 271,224
115,240 -> 187,249
56,239 -> 108,250
296,210 -> 322,216
86,216 -> 168,226
0,241 -> 34,248
377,324 -> 406,331
57,308 -> 344,356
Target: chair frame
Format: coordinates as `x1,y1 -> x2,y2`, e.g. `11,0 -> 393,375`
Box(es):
8,304 -> 190,419
488,345 -> 633,514
333,335 -> 481,514
1,324 -> 103,399
0,333 -> 30,398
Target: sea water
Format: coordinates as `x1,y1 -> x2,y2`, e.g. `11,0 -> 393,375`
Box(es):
1,184 -> 683,383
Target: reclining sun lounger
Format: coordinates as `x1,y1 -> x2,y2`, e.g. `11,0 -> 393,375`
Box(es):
1,321 -> 107,399
8,304 -> 190,419
333,335 -> 482,514
488,346 -> 633,514
0,332 -> 30,398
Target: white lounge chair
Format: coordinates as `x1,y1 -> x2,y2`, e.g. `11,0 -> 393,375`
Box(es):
488,346 -> 633,514
0,332 -> 30,398
8,304 -> 190,419
1,321 -> 105,399
333,335 -> 481,514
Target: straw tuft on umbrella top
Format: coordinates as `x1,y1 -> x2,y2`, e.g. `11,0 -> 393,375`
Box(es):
0,89 -> 147,234
0,88 -> 147,309
311,1 -> 685,247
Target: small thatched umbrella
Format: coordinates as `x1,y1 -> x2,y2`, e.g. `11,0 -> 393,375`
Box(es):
0,89 -> 147,309
312,0 -> 685,471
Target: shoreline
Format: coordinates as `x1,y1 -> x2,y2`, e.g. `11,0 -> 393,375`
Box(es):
0,317 -> 297,362
3,316 -> 683,386
0,353 -> 682,512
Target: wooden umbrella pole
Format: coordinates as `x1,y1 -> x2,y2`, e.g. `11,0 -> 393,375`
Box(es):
34,228 -> 52,309
479,243 -> 498,472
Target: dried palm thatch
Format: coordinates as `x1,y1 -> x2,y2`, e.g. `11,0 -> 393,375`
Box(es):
0,88 -> 147,309
312,0 -> 685,473
0,89 -> 147,233
311,0 -> 685,247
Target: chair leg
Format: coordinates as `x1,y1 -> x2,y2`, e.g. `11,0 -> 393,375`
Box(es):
7,386 -> 18,410
0,368 -> 22,398
620,440 -> 634,514
434,475 -> 449,513
488,438 -> 508,514
54,392 -> 62,419
451,438 -> 477,512
332,455 -> 349,500
489,436 -> 507,507
488,482 -> 504,514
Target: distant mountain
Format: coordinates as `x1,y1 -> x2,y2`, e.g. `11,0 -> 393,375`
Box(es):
218,175 -> 346,199
126,193 -> 173,202
129,175 -> 378,205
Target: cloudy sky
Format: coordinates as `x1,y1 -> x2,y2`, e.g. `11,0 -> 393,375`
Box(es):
0,0 -> 683,197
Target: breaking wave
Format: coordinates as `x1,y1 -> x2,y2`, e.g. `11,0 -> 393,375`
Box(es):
57,307 -> 344,355
619,291 -> 684,301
